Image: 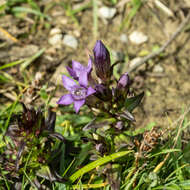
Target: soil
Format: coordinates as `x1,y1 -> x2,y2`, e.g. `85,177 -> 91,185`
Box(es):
0,0 -> 190,128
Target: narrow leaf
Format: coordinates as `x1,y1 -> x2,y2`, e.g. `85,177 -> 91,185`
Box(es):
69,150 -> 132,182
149,149 -> 181,158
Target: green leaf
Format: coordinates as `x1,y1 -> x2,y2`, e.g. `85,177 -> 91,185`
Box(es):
11,7 -> 51,20
69,150 -> 133,182
125,92 -> 144,112
0,59 -> 25,70
120,0 -> 142,30
148,149 -> 181,158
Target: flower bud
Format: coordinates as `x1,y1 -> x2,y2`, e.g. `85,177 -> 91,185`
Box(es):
115,72 -> 130,101
117,72 -> 130,89
93,40 -> 111,83
115,121 -> 124,130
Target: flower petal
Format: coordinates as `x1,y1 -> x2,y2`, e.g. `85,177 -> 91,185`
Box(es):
57,94 -> 74,105
66,66 -> 77,79
62,75 -> 76,91
72,60 -> 83,71
87,58 -> 92,73
86,87 -> 96,96
79,70 -> 88,87
74,99 -> 85,113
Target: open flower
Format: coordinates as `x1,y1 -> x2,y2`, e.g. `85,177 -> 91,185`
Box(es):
66,59 -> 92,81
57,72 -> 96,113
93,40 -> 111,82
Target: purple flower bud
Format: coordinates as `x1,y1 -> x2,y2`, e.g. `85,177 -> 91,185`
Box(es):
117,72 -> 130,89
93,40 -> 111,82
114,72 -> 130,101
115,121 -> 124,130
95,143 -> 106,154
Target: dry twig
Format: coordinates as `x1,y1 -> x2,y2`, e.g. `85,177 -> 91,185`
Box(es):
128,12 -> 190,73
0,26 -> 19,43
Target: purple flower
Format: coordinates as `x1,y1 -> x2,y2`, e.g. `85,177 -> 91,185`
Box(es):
93,40 -> 111,82
66,59 -> 92,81
117,72 -> 130,89
57,73 -> 96,113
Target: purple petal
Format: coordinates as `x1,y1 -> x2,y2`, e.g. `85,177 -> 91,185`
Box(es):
72,60 -> 83,71
62,75 -> 76,91
79,71 -> 88,87
66,66 -> 77,79
74,100 -> 85,113
87,58 -> 92,73
72,60 -> 86,78
86,87 -> 96,96
57,94 -> 74,105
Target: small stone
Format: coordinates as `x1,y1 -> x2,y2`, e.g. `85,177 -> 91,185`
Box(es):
48,34 -> 62,46
49,28 -> 62,36
129,57 -> 142,68
153,65 -> 164,73
120,34 -> 128,43
184,0 -> 190,7
129,31 -> 148,45
63,34 -> 78,49
99,6 -> 116,19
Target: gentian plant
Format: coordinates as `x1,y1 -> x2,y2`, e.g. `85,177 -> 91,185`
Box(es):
55,40 -> 145,188
2,103 -> 65,188
58,40 -> 144,129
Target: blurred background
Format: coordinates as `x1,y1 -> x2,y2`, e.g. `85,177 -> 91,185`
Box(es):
0,0 -> 190,128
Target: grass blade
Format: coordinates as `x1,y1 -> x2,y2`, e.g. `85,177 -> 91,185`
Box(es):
11,6 -> 51,20
69,150 -> 132,182
148,149 -> 181,158
20,48 -> 45,71
0,59 -> 24,70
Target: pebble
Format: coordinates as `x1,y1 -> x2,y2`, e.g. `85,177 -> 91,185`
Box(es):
129,57 -> 142,68
153,65 -> 164,73
49,28 -> 62,36
129,31 -> 148,45
99,6 -> 116,19
63,34 -> 78,49
48,34 -> 62,46
120,34 -> 128,43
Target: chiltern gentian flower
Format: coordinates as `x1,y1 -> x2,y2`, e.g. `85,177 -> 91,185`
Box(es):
93,40 -> 111,82
66,59 -> 92,81
57,72 -> 96,113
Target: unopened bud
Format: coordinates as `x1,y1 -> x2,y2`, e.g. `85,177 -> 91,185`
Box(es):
93,40 -> 111,83
117,72 -> 130,89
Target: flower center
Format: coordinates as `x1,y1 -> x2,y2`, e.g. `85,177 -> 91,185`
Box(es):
71,86 -> 87,100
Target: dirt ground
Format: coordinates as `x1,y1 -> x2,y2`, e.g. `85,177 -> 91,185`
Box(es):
0,0 -> 190,128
